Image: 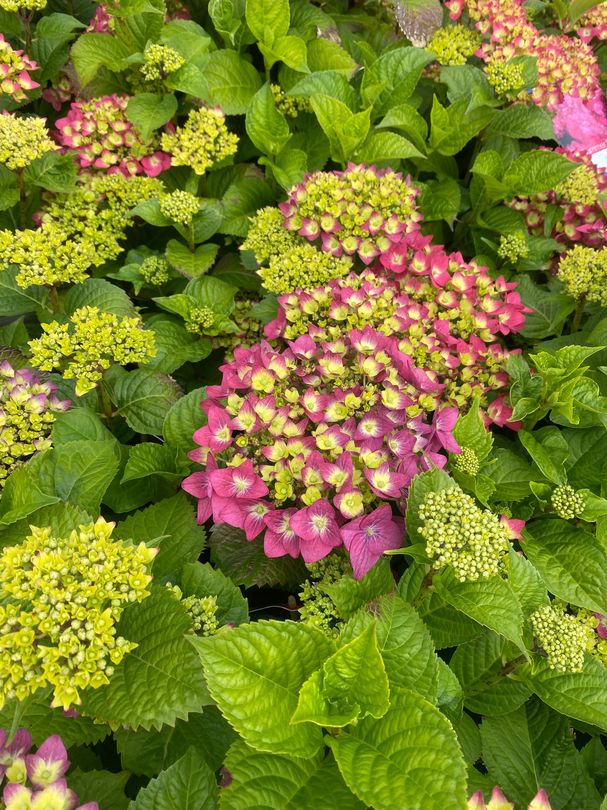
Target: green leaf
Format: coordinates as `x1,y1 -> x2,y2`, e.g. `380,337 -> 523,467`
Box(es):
486,449 -> 535,501
129,748 -> 218,809
377,103 -> 428,152
163,387 -> 206,451
166,240 -> 218,279
361,47 -> 433,117
246,83 -> 291,157
186,275 -> 236,313
356,131 -> 423,162
0,693 -> 108,747
209,524 -> 307,588
453,393 -> 493,461
116,708 -> 236,777
324,559 -> 395,618
221,740 -> 363,810
518,430 -> 567,485
517,277 -> 575,340
503,150 -> 576,196
518,655 -> 607,733
188,200 -> 224,244
107,368 -> 181,435
435,570 -> 526,652
80,587 -> 210,730
430,97 -> 495,156
260,35 -> 309,73
288,70 -> 356,108
522,518 -> 607,613
307,38 -> 358,75
418,592 -> 483,649
487,105 -> 555,140
293,623 -> 390,727
63,278 -> 134,316
52,439 -> 121,514
122,442 -> 180,483
0,453 -> 58,525
450,630 -> 531,716
146,317 -> 212,374
191,620 -> 334,756
310,95 -> 371,163
181,562 -> 248,626
418,177 -> 461,224
71,32 -> 130,85
23,151 -> 76,193
126,93 -> 178,140
70,770 -> 130,810
245,0 -> 289,45
178,50 -> 262,114
0,267 -> 48,317
327,687 -> 468,810
130,199 -> 173,227
117,493 -> 206,580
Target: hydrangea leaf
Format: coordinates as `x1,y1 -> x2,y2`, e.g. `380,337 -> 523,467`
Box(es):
453,393 -> 493,462
0,693 -> 109,747
191,620 -> 334,757
522,518 -> 607,613
129,748 -> 218,810
162,386 -> 206,451
405,467 -> 454,541
69,769 -> 130,810
181,561 -> 248,626
0,266 -> 48,317
418,591 -> 483,649
63,278 -> 134,316
106,368 -> 181,435
327,687 -> 468,810
80,586 -> 210,730
220,740 -> 364,810
434,570 -> 526,653
246,83 -> 291,157
51,407 -> 116,445
324,559 -> 395,618
121,442 -> 182,484
117,493 -> 206,581
116,708 -> 237,778
517,655 -> 607,732
292,623 -> 390,727
0,502 -> 93,549
338,594 -> 440,702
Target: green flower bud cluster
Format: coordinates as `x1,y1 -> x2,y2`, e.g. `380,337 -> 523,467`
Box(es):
269,84 -> 311,117
0,362 -> 69,487
298,554 -> 351,637
557,244 -> 607,306
161,107 -> 238,175
242,207 -> 352,294
427,25 -> 482,65
139,255 -> 170,286
29,306 -> 157,396
531,604 -> 592,673
497,232 -> 529,262
0,518 -> 157,710
485,60 -> 525,96
0,0 -> 46,8
551,484 -> 586,519
555,164 -> 599,206
0,174 -> 163,288
185,306 -> 215,334
140,43 -> 185,82
454,447 -> 480,476
418,487 -> 511,581
166,585 -> 219,636
0,113 -> 56,170
159,190 -> 200,225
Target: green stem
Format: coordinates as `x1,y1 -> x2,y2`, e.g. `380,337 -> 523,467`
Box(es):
570,296 -> 586,334
7,696 -> 29,745
15,169 -> 27,230
98,381 -> 114,423
48,285 -> 60,314
20,11 -> 34,52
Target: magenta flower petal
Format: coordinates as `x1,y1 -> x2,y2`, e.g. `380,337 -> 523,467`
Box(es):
341,504 -> 403,579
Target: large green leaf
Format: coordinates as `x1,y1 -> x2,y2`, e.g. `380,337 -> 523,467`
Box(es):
245,0 -> 289,44
70,770 -> 130,810
162,387 -> 206,451
435,570 -> 526,653
81,587 -> 210,730
129,748 -> 218,809
517,655 -> 607,732
503,150 -> 576,196
107,368 -> 181,435
522,518 -> 607,613
181,561 -> 248,626
220,740 -> 363,810
191,620 -> 334,757
246,83 -> 291,157
0,693 -> 109,747
361,47 -> 433,116
327,687 -> 468,810
293,623 -> 390,727
310,96 -> 371,163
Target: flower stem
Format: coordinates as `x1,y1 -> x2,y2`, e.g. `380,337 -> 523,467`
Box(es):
98,381 -> 114,422
15,168 -> 27,230
570,296 -> 586,333
48,285 -> 60,313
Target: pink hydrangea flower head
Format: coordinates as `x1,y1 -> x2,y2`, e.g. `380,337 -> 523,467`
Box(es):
0,35 -> 39,102
341,504 -> 403,578
264,508 -> 300,558
290,499 -> 342,563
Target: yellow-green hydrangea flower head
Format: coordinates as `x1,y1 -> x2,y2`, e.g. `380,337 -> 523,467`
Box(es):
28,306 -> 157,396
551,484 -> 586,519
427,25 -> 482,65
141,43 -> 185,82
269,84 -> 311,117
139,255 -> 170,286
555,164 -> 600,206
454,447 -> 480,476
418,486 -> 511,581
297,554 -> 350,638
0,0 -> 46,11
166,584 -> 219,636
557,244 -> 607,306
0,517 -> 157,710
497,232 -> 529,262
0,362 -> 69,487
242,207 -> 352,294
161,107 -> 238,175
531,604 -> 592,673
0,113 -> 56,170
159,190 -> 200,225
485,59 -> 525,96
